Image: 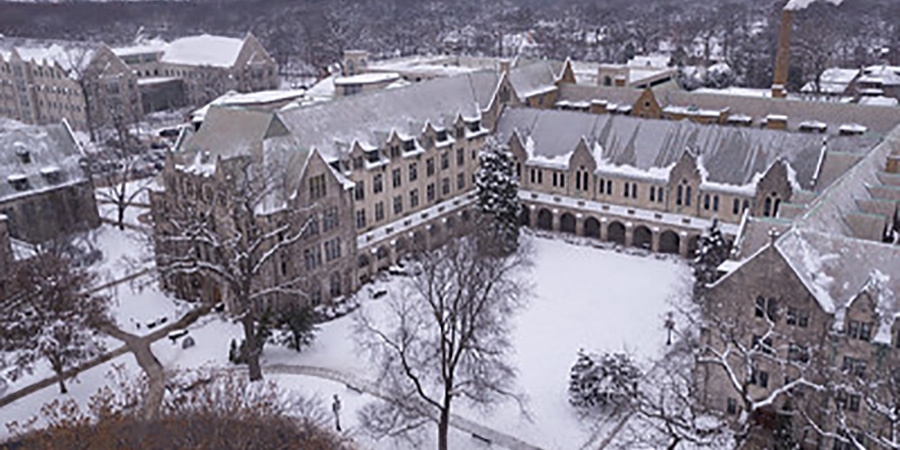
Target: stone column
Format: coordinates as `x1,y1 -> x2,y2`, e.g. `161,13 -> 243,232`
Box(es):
624,222 -> 634,247
600,217 -> 609,241
679,231 -> 690,257
551,208 -> 560,232
525,204 -> 536,228
575,213 -> 584,236
651,227 -> 661,253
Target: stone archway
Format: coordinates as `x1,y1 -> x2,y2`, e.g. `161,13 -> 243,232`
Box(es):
633,225 -> 652,249
358,254 -> 371,268
537,208 -> 553,231
520,205 -> 531,227
607,221 -> 626,246
659,230 -> 680,254
560,213 -> 576,234
583,217 -> 601,238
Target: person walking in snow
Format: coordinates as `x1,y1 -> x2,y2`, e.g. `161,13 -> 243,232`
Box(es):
332,394 -> 342,432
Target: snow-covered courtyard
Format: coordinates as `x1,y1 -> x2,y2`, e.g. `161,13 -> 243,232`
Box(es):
1,230 -> 692,449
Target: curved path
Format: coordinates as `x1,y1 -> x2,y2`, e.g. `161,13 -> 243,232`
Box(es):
262,363 -> 545,450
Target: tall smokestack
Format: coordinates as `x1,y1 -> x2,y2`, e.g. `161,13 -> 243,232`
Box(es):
772,7 -> 793,99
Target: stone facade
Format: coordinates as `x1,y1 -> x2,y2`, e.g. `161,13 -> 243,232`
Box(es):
0,214 -> 10,286
0,39 -> 142,131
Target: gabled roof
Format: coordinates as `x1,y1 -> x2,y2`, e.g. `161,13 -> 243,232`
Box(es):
509,60 -> 564,99
0,37 -> 101,75
274,70 -> 501,161
0,119 -> 86,201
493,107 -> 879,189
160,34 -> 245,68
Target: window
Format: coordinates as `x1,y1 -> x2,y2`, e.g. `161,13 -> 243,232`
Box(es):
733,198 -> 740,215
685,186 -> 692,206
442,177 -> 450,196
329,272 -> 341,297
787,307 -> 809,328
836,392 -> 861,413
624,182 -> 630,197
755,296 -> 777,321
650,186 -> 656,202
403,139 -> 415,152
393,195 -> 403,215
410,189 -> 419,208
309,174 -> 326,200
305,216 -> 319,238
427,183 -> 435,203
409,162 -> 418,182
373,174 -> 384,194
607,180 -> 612,195
439,151 -> 450,170
847,320 -> 872,341
390,145 -> 401,158
324,238 -> 342,261
599,177 -> 605,194
752,335 -> 774,355
375,202 -> 385,222
392,168 -> 402,188
842,357 -> 866,378
323,206 -> 339,232
713,195 -> 719,212
538,170 -> 544,184
704,194 -> 710,210
457,173 -> 465,190
356,209 -> 366,229
789,344 -> 809,364
353,156 -> 364,170
726,398 -> 738,415
354,181 -> 365,201
750,368 -> 769,388
427,158 -> 435,177
456,148 -> 464,166
631,183 -> 637,199
560,173 -> 565,188
677,185 -> 683,205
304,246 -> 322,270
531,169 -> 536,184
310,284 -> 322,305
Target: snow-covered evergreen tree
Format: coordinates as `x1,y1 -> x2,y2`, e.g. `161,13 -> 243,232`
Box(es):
476,137 -> 520,254
692,218 -> 731,298
569,350 -> 642,412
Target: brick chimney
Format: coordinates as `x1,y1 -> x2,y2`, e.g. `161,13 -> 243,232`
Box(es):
772,7 -> 793,98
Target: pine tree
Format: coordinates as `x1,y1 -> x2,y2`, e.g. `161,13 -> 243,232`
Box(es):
569,349 -> 599,408
692,218 -> 731,299
569,350 -> 641,412
476,137 -> 521,254
271,303 -> 319,352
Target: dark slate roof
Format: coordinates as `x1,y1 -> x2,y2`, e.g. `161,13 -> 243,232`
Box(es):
275,70 -> 503,161
494,107 -> 880,189
659,90 -> 900,136
0,120 -> 86,201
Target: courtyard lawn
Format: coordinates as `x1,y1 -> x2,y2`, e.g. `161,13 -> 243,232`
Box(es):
1,233 -> 692,449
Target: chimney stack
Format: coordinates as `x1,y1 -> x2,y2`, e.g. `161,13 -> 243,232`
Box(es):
772,7 -> 793,98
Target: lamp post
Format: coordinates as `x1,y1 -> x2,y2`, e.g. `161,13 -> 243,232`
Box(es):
665,312 -> 675,345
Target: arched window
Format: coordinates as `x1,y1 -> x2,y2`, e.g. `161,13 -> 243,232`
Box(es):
713,195 -> 719,212
743,200 -> 750,212
631,183 -> 637,199
685,186 -> 692,206
704,194 -> 710,210
733,199 -> 740,215
764,198 -> 772,217
773,199 -> 781,217
599,178 -> 605,194
676,185 -> 683,205
650,186 -> 656,202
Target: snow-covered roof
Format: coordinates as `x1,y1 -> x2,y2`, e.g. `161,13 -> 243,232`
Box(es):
0,120 -> 87,201
627,54 -> 671,69
333,72 -> 401,85
494,107 -> 879,189
859,96 -> 899,107
159,34 -> 245,68
800,68 -> 859,94
0,37 -> 101,75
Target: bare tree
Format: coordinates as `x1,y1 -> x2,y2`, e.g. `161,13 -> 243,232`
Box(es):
92,126 -> 156,231
0,240 -> 111,394
355,219 -> 532,450
154,153 -> 321,381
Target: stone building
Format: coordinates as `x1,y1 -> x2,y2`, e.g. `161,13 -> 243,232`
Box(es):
114,33 -> 279,110
0,214 -> 11,288
698,126 -> 900,448
0,37 -> 142,132
0,120 -> 100,244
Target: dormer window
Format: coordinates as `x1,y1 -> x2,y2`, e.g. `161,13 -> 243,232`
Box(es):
352,156 -> 364,170
15,147 -> 30,164
390,145 -> 401,159
403,139 -> 415,152
366,149 -> 381,163
8,174 -> 29,191
467,120 -> 481,133
436,130 -> 448,142
40,167 -> 61,184
455,126 -> 465,139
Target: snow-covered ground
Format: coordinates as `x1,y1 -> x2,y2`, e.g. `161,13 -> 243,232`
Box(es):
1,234 -> 692,449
